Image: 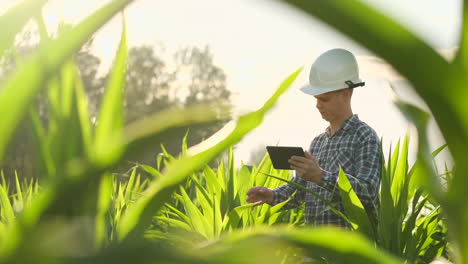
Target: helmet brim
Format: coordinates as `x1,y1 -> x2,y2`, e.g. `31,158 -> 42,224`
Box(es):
300,78 -> 364,96
300,84 -> 348,96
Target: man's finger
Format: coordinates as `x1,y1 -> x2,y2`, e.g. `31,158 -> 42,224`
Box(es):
290,156 -> 310,164
288,159 -> 299,167
247,187 -> 261,196
290,165 -> 305,175
251,201 -> 264,210
247,196 -> 259,203
289,157 -> 307,166
289,162 -> 306,172
289,159 -> 311,170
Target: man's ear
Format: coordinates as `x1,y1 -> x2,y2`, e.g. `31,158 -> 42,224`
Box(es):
343,88 -> 353,99
338,89 -> 349,99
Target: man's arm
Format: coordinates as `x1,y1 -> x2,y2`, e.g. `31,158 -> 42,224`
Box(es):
270,174 -> 307,209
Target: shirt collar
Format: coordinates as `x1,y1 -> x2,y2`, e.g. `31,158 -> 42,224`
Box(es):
326,114 -> 359,136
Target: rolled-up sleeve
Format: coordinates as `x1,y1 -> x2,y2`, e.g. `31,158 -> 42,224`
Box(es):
270,173 -> 307,209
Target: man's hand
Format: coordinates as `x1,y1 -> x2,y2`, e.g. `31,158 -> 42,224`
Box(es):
288,151 -> 323,184
247,186 -> 273,206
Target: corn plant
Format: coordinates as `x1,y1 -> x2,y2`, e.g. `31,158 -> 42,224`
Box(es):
148,145 -> 303,240
2,136 -> 444,264
0,0 -> 457,263
129,134 -> 449,262
0,172 -> 39,240
259,137 -> 451,263
0,0 -> 304,262
337,137 -> 450,263
280,0 -> 468,263
95,168 -> 149,247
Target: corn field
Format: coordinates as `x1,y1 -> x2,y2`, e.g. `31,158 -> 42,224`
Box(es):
0,0 -> 466,263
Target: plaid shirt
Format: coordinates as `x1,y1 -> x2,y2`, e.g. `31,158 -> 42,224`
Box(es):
271,114 -> 381,227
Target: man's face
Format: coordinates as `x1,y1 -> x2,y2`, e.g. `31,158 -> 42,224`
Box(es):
314,89 -> 348,121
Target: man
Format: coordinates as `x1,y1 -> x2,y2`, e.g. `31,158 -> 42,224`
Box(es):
247,48 -> 381,227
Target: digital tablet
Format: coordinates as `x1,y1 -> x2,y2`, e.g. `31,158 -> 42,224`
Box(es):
266,146 -> 305,170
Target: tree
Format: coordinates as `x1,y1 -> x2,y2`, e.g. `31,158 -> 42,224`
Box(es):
174,46 -> 230,106
1,42 -> 232,178
75,44 -> 104,116
124,46 -> 175,122
120,45 -> 232,168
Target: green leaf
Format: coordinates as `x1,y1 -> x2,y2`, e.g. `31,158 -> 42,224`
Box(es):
14,172 -> 23,209
280,228 -> 402,264
222,203 -> 256,230
124,168 -> 137,203
203,165 -> 222,196
400,190 -> 426,261
52,60 -> 88,168
121,104 -> 227,162
0,185 -> 15,224
28,109 -> 55,178
225,147 -> 236,212
267,194 -> 296,224
154,216 -> 192,232
0,0 -> 134,164
378,143 -> 395,251
393,101 -> 442,201
217,159 -> 227,192
74,69 -> 94,159
389,140 -> 401,182
0,1 -> 133,259
94,20 -> 127,165
164,204 -> 191,224
237,165 -> 252,205
393,134 -> 411,251
212,192 -> 223,236
195,187 -> 220,237
178,187 -> 210,238
262,172 -> 351,225
117,68 -> 302,240
95,172 -> 113,249
431,144 -> 447,158
391,134 -> 409,205
203,227 -> 403,264
137,163 -> 162,179
182,129 -> 189,155
337,168 -> 375,240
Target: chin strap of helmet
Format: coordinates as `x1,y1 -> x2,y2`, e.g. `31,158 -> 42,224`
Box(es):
345,80 -> 365,88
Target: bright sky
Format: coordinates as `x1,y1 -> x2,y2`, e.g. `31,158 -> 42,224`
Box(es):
1,0 -> 461,166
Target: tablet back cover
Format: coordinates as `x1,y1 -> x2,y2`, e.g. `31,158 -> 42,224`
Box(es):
266,146 -> 304,170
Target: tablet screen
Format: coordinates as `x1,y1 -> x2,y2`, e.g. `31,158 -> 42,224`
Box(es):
266,146 -> 305,170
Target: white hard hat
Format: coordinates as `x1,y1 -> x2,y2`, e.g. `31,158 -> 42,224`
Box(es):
300,48 -> 365,96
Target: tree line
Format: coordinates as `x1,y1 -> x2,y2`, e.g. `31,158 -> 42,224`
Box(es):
0,36 -> 232,179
